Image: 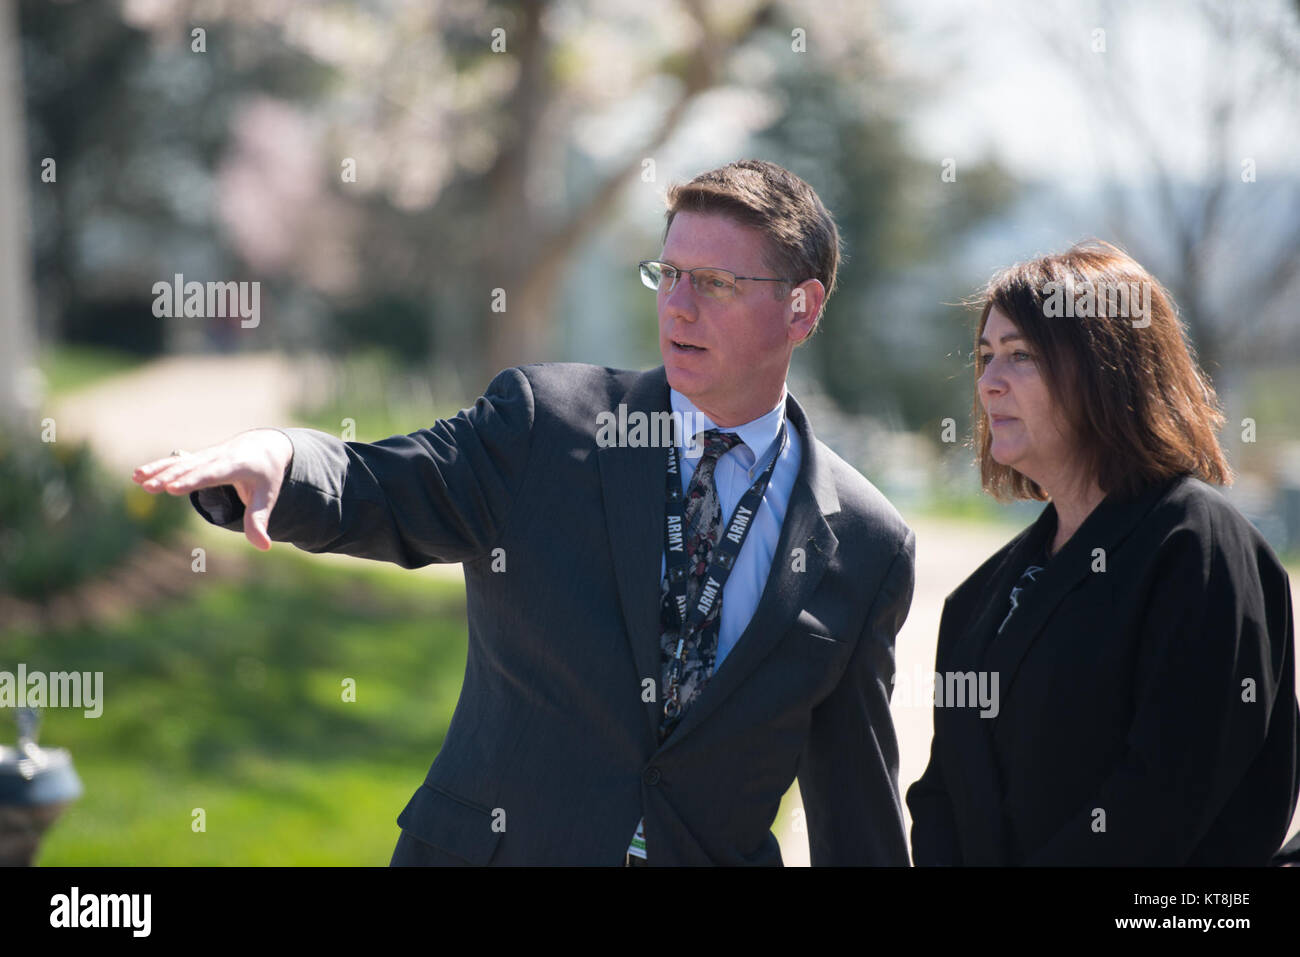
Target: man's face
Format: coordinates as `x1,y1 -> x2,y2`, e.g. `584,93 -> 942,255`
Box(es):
657,211 -> 810,424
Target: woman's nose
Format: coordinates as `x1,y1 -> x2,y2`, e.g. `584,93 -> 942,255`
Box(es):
978,361 -> 1005,395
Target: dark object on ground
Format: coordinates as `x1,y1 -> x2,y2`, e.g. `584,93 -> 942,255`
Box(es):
0,708 -> 82,866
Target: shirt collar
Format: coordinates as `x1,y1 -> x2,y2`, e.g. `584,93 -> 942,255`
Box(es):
669,385 -> 788,474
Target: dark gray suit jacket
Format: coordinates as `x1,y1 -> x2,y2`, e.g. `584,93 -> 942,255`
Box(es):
191,362 -> 915,865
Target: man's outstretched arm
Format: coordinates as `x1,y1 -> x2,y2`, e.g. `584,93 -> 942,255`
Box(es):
131,366 -> 536,568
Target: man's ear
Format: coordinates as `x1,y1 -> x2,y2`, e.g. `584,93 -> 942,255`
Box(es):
787,279 -> 825,343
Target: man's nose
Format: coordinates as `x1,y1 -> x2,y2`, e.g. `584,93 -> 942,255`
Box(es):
663,273 -> 699,317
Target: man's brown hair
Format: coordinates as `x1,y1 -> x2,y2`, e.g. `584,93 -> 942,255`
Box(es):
972,239 -> 1232,502
663,159 -> 841,338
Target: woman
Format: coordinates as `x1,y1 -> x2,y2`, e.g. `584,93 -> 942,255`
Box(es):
907,241 -> 1300,865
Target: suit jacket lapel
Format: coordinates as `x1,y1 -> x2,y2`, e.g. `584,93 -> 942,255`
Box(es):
980,477 -> 1176,707
595,368 -> 673,745
939,521 -> 1046,865
654,388 -> 839,752
949,512 -> 1053,675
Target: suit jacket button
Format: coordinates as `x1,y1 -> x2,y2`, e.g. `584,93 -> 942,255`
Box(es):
643,767 -> 662,786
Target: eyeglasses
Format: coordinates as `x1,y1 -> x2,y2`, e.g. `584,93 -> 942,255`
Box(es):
638,260 -> 792,301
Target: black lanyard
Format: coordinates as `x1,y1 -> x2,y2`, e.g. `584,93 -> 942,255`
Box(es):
661,419 -> 788,721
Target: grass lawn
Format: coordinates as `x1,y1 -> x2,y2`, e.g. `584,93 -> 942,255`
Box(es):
289,350 -> 464,442
290,401 -> 462,445
38,345 -> 149,399
6,543 -> 469,865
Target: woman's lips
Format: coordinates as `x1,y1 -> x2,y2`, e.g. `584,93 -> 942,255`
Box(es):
990,415 -> 1017,427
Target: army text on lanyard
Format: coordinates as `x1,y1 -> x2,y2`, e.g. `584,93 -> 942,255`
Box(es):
661,421 -> 788,723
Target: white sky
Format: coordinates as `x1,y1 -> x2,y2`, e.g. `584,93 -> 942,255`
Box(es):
885,0 -> 1300,184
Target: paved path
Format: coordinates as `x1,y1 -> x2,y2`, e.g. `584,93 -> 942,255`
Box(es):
51,352 -> 305,479
49,351 -> 461,582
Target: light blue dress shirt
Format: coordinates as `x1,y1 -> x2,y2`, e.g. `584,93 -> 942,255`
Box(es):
659,383 -> 803,669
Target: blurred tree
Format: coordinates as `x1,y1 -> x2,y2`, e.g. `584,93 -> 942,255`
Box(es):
1029,0 -> 1300,375
0,0 -> 40,430
17,0 -> 1016,411
129,0 -> 914,386
23,0 -> 794,383
468,0 -> 781,377
20,0 -> 339,356
751,23 -> 1017,426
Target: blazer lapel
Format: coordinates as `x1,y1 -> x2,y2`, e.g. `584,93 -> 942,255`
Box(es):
949,512 -> 1054,675
939,521 -> 1047,865
981,477 -> 1176,707
654,389 -> 839,752
595,368 -> 673,745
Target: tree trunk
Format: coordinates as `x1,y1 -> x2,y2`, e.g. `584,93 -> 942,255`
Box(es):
0,0 -> 40,433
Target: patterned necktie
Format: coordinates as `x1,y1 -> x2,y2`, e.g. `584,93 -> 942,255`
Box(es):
659,428 -> 743,739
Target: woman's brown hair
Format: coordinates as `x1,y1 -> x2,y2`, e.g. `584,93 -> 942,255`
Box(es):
972,240 -> 1232,502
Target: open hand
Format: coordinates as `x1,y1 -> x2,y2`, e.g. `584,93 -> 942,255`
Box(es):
131,429 -> 294,551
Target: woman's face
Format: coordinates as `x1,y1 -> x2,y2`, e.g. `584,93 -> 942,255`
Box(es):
977,306 -> 1077,489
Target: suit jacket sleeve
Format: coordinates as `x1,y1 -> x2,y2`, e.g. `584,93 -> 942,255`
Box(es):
905,601 -> 964,865
189,366 -> 536,568
797,527 -> 915,866
1025,511 -> 1293,864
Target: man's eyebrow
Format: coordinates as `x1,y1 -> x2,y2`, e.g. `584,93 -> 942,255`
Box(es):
660,257 -> 735,271
977,333 -> 1025,346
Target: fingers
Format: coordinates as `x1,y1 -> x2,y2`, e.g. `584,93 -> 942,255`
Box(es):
134,448 -> 216,488
134,447 -> 225,493
148,458 -> 240,495
133,436 -> 284,553
132,452 -> 188,482
136,457 -> 199,493
244,486 -> 274,551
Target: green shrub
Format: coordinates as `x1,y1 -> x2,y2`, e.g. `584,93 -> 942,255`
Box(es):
0,432 -> 188,601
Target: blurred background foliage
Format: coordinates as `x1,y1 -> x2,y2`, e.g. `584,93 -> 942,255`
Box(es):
1,0 -> 1298,863
0,433 -> 187,601
6,546 -> 470,864
10,0 -> 1300,435
10,0 -> 1028,418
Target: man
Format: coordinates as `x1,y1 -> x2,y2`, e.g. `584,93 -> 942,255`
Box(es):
132,159 -> 915,865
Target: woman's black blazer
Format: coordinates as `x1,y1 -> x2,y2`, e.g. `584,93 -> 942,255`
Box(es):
907,473 -> 1300,865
